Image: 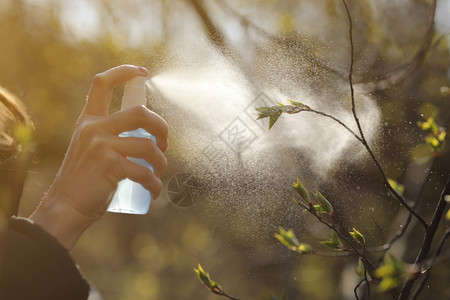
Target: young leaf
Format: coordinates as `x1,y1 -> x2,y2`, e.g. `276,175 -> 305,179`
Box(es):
256,99 -> 311,130
288,99 -> 310,109
292,197 -> 309,210
274,227 -> 299,251
313,204 -> 327,214
275,228 -> 313,254
256,106 -> 283,129
418,117 -> 446,154
319,240 -> 340,249
349,228 -> 366,247
297,243 -> 313,254
194,264 -> 241,299
194,264 -> 223,294
320,230 -> 343,250
292,178 -> 311,204
375,255 -> 409,292
313,191 -> 334,214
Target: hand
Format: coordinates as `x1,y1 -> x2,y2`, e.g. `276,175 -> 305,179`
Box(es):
30,65 -> 169,249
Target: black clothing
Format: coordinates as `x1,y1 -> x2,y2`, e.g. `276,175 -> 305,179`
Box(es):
0,218 -> 90,300
0,152 -> 89,299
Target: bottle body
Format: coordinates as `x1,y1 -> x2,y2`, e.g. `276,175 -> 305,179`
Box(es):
107,128 -> 155,214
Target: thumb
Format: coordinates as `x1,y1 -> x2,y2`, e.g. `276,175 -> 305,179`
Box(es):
84,65 -> 148,116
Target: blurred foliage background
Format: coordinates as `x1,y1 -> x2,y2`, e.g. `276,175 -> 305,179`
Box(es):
1,0 -> 449,299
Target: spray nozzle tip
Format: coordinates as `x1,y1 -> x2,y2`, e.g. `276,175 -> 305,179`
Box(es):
127,76 -> 147,86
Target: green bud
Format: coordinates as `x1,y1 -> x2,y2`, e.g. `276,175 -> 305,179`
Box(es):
349,228 -> 366,246
320,230 -> 343,250
275,227 -> 299,251
292,178 -> 311,204
375,255 -> 408,292
313,204 -> 327,214
297,243 -> 313,254
314,190 -> 334,214
292,197 -> 309,210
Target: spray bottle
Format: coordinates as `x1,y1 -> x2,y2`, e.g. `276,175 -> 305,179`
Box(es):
107,76 -> 155,214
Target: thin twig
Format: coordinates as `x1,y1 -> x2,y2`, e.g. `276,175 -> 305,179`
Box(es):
341,0 -> 427,228
354,279 -> 364,300
363,248 -> 371,299
303,205 -> 376,270
378,157 -> 438,259
399,174 -> 450,299
307,109 -> 363,143
411,227 -> 450,300
360,0 -> 438,91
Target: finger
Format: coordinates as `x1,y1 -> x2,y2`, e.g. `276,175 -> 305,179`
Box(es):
84,65 -> 148,116
110,135 -> 168,178
122,159 -> 163,199
96,106 -> 169,151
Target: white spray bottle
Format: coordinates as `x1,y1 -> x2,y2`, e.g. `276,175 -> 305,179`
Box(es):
107,76 -> 155,214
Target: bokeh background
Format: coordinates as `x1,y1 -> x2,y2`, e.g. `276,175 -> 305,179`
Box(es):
2,0 -> 450,299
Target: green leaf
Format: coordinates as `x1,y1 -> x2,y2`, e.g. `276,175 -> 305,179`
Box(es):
349,228 -> 365,246
256,99 -> 311,130
292,197 -> 309,210
313,204 -> 327,214
378,277 -> 399,292
320,230 -> 343,250
256,106 -> 283,129
438,130 -> 446,142
375,255 -> 409,292
297,243 -> 313,254
269,113 -> 282,129
275,228 -> 312,254
319,240 -> 340,249
288,99 -> 310,109
418,117 -> 446,154
194,264 -> 223,293
275,227 -> 299,251
292,178 -> 311,204
419,117 -> 436,131
313,191 -> 334,214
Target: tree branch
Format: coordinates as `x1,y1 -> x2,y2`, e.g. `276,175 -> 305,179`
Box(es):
411,227 -> 450,300
341,0 -> 427,228
379,157 -> 438,257
359,0 -> 438,91
399,174 -> 450,299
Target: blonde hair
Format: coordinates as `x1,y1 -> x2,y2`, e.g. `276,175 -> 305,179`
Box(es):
0,86 -> 34,161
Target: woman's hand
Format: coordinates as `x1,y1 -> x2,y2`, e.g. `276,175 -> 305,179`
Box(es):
30,65 -> 168,250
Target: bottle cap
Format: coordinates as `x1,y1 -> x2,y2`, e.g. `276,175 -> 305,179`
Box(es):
121,76 -> 147,110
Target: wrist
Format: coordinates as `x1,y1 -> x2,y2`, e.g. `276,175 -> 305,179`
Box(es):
29,192 -> 95,250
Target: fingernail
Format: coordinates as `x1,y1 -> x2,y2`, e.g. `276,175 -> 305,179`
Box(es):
163,140 -> 169,152
138,66 -> 148,74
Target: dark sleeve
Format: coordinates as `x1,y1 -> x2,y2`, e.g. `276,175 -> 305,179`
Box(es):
0,217 -> 90,300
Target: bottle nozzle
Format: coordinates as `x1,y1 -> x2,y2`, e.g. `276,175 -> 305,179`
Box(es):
121,76 -> 147,110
